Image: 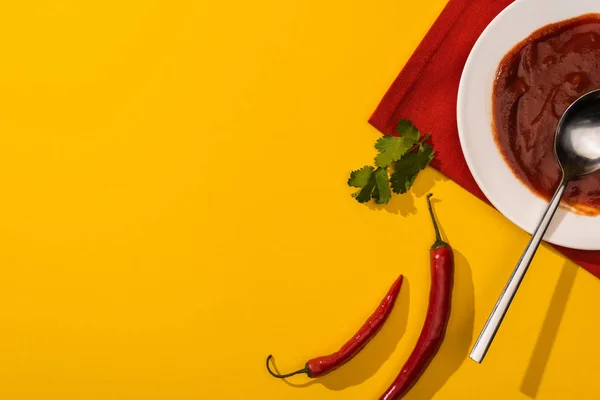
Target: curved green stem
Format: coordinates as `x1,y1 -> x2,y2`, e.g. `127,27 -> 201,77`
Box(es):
427,193 -> 448,249
265,355 -> 310,379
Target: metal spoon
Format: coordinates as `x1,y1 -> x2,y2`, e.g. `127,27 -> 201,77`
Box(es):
470,89 -> 600,363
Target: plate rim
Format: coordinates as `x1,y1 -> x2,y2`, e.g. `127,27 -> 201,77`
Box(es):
456,0 -> 600,251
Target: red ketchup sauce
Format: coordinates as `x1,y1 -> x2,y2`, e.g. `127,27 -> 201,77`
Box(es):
493,14 -> 600,216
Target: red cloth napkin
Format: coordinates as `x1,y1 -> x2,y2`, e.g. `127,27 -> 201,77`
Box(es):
369,0 -> 600,279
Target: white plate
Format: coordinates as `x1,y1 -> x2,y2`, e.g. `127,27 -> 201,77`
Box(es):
457,0 -> 600,250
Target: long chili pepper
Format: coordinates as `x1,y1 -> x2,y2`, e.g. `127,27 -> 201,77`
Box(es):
266,275 -> 403,379
380,194 -> 454,400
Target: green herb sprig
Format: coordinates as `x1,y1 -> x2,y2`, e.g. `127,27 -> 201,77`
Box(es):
348,119 -> 434,204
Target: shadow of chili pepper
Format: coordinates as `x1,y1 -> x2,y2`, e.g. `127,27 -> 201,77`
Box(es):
401,249 -> 475,400
268,251 -> 471,398
317,279 -> 411,390
267,279 -> 411,390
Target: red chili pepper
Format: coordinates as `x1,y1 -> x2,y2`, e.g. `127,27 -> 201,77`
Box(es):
380,194 -> 454,400
266,275 -> 403,379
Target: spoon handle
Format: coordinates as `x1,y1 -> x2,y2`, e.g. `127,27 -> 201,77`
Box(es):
470,179 -> 569,363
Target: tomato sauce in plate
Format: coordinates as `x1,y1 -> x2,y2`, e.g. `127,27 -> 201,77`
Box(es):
493,14 -> 600,216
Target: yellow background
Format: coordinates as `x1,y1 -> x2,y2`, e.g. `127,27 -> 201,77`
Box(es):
0,0 -> 598,399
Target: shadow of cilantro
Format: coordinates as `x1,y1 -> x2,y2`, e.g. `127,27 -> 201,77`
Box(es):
366,167 -> 446,216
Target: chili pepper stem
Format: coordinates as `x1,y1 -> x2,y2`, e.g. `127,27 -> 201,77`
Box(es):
266,355 -> 311,379
426,194 -> 449,250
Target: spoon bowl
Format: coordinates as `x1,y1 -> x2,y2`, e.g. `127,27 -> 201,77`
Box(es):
470,89 -> 600,363
556,89 -> 600,179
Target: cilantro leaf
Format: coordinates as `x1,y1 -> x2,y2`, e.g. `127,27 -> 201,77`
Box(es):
348,166 -> 374,188
354,172 -> 377,203
374,136 -> 418,167
390,144 -> 435,194
373,167 -> 392,204
396,119 -> 420,142
374,120 -> 423,167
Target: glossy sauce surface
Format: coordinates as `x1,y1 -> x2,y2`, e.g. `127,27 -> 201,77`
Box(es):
493,14 -> 600,215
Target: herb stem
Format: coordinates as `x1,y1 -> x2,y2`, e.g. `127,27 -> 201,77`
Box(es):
406,133 -> 431,153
